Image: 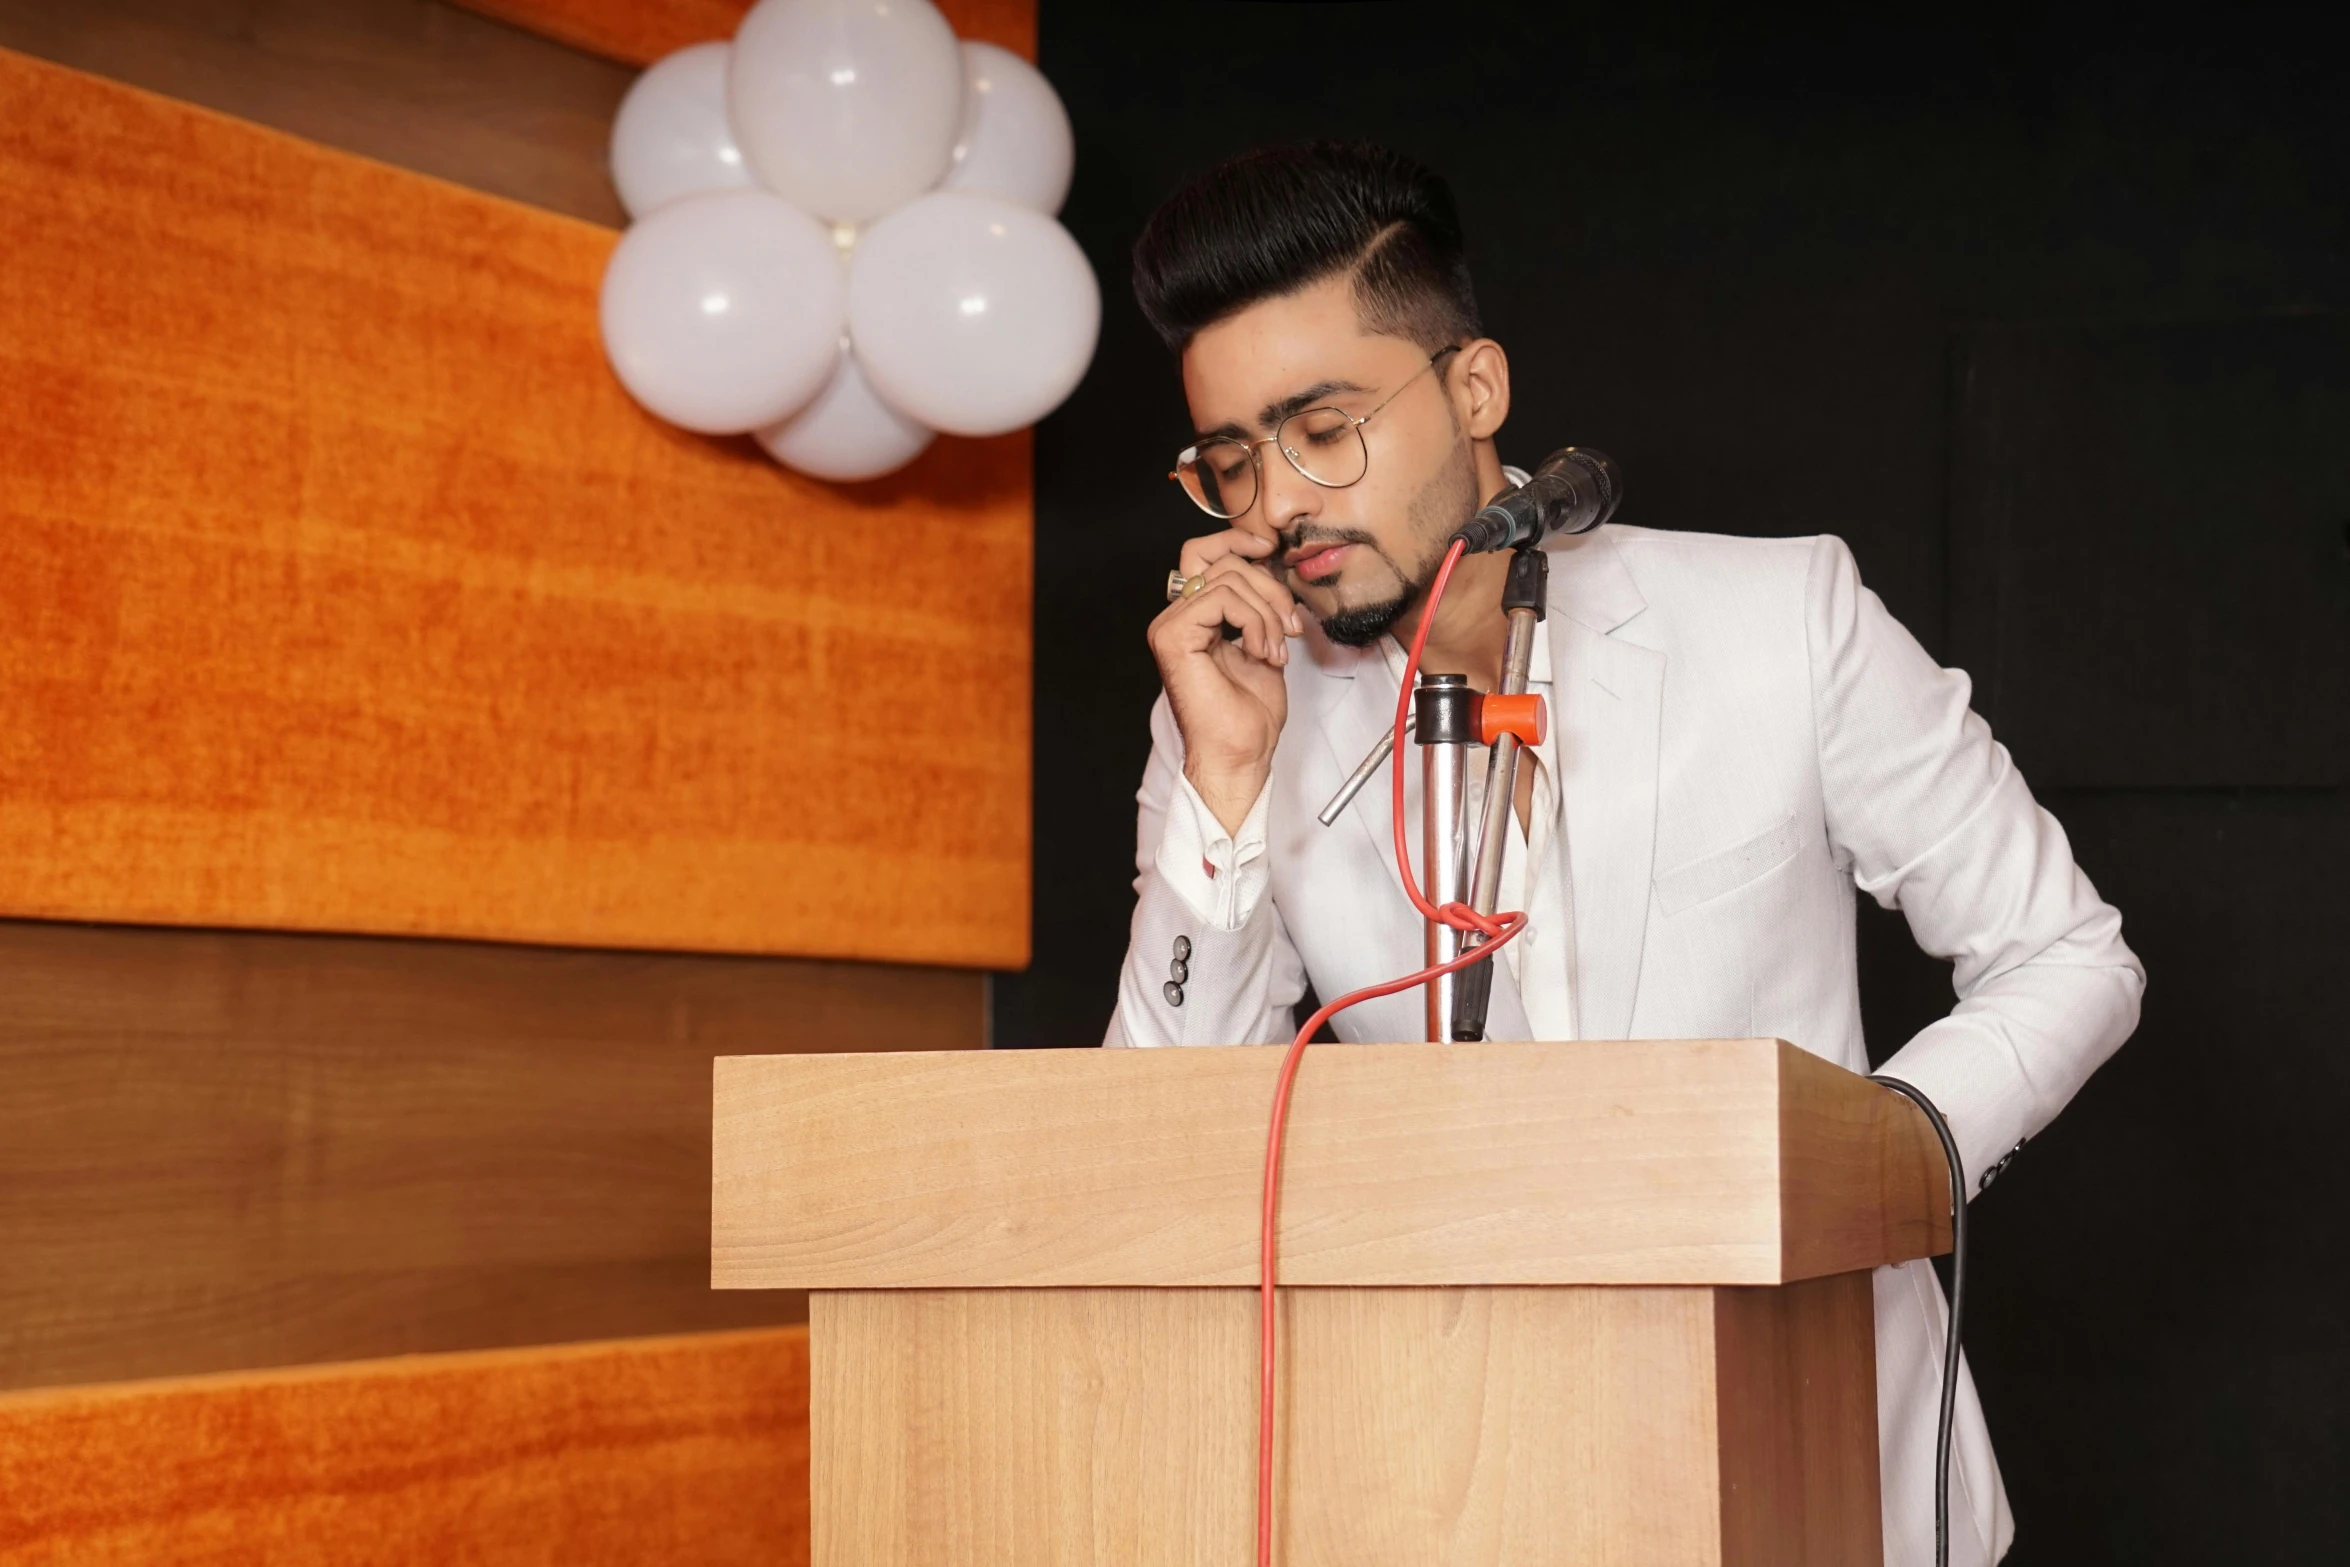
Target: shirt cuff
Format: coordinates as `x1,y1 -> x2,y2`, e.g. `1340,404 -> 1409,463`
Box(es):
1154,772 -> 1273,932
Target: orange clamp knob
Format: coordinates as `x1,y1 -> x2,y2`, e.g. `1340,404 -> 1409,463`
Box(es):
1478,691 -> 1548,747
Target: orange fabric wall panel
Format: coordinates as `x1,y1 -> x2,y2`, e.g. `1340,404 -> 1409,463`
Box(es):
0,1328 -> 811,1566
0,50 -> 1030,968
456,0 -> 1035,68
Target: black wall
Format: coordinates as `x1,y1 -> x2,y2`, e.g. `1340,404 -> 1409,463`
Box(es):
1005,6 -> 2349,1558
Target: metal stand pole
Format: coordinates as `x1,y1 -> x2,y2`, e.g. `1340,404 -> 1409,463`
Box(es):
1451,546 -> 1548,1041
1412,673 -> 1473,1041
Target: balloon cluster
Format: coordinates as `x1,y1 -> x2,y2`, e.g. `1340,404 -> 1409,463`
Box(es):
599,0 -> 1097,481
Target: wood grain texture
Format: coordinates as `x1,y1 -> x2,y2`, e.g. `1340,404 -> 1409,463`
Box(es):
813,1290 -> 1254,1567
0,917 -> 979,1393
0,0 -> 637,225
813,1283 -> 1883,1565
0,1327 -> 811,1567
1715,1272 -> 1884,1566
0,48 -> 1031,966
1778,1043 -> 1956,1282
454,0 -> 1036,68
713,1039 -> 1952,1290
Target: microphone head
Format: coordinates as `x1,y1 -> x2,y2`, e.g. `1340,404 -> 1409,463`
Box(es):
1453,446 -> 1623,554
1533,447 -> 1621,536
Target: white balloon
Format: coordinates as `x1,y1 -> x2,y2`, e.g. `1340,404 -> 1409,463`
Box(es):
940,42 -> 1074,215
728,0 -> 964,224
848,191 -> 1099,437
757,344 -> 935,481
598,190 -> 845,435
609,42 -> 757,220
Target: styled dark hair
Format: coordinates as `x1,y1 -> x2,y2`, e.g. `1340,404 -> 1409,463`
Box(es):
1131,141 -> 1482,354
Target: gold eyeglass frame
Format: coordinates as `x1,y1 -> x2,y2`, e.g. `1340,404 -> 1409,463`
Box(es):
1167,344 -> 1462,520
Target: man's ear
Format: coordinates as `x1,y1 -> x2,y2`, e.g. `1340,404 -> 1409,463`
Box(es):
1449,338 -> 1511,441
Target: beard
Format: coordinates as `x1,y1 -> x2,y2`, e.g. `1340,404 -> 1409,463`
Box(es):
1292,436 -> 1483,649
1318,589 -> 1418,649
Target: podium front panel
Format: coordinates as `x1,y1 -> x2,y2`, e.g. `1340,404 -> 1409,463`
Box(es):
810,1277 -> 1882,1567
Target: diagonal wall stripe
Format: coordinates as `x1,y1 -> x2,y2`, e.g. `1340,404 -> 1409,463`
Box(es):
0,1328 -> 811,1565
0,48 -> 1032,966
455,0 -> 1036,68
0,0 -> 639,226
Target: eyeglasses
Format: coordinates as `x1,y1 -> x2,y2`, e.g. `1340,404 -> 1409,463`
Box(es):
1169,345 -> 1461,520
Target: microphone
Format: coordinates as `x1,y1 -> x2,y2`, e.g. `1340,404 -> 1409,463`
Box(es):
1451,447 -> 1621,555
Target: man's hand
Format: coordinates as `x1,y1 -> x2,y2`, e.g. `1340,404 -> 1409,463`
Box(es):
1148,528 -> 1303,835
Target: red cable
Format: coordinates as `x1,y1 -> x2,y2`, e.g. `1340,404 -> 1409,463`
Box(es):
1256,539 -> 1527,1567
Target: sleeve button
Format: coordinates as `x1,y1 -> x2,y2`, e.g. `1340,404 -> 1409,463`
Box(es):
1163,980 -> 1185,1007
1173,935 -> 1192,962
1977,1138 -> 2028,1192
1169,958 -> 1189,985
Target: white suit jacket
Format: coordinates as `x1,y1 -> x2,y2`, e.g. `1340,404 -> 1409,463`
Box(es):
1106,523 -> 2145,1567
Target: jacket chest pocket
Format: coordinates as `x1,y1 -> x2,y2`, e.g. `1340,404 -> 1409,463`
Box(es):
1654,813 -> 1807,916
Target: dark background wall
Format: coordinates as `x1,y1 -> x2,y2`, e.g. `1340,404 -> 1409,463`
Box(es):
1008,5 -> 2349,1561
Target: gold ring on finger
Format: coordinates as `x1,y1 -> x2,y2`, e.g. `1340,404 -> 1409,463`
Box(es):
1165,569 -> 1209,603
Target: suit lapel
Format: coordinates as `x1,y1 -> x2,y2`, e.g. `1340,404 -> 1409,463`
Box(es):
1547,532 -> 1664,1041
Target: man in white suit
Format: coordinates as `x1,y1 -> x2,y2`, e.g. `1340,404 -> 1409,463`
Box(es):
1103,142 -> 2144,1565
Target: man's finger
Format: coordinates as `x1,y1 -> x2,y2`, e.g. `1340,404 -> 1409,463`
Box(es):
1200,576 -> 1290,665
1165,578 -> 1286,666
1178,528 -> 1278,581
1150,585 -> 1263,665
1202,553 -> 1302,636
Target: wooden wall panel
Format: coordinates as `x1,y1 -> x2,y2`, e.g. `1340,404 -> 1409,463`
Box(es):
456,0 -> 1036,68
0,1328 -> 811,1567
0,917 -> 978,1393
0,48 -> 1032,967
0,0 -> 637,226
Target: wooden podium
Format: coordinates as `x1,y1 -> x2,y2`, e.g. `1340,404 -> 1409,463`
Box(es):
712,1038 -> 1950,1566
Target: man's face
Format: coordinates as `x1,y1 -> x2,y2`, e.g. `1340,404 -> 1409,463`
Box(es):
1179,275 -> 1480,645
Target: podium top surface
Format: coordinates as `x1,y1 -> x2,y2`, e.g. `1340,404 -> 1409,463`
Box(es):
711,1039 -> 1951,1290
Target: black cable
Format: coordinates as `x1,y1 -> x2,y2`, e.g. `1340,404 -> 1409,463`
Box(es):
1867,1074 -> 1967,1567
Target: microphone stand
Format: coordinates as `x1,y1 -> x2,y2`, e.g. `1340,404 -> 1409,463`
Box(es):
1316,447 -> 1612,1042
1329,548 -> 1549,1044
1450,545 -> 1545,1042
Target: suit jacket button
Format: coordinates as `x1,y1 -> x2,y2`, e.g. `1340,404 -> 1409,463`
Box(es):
1169,958 -> 1189,985
1163,980 -> 1185,1007
1173,935 -> 1193,962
